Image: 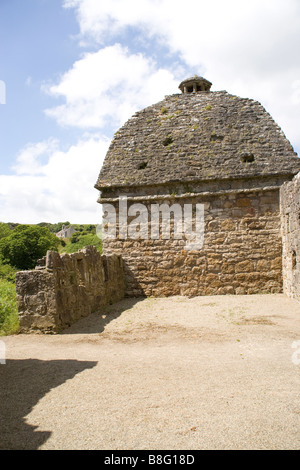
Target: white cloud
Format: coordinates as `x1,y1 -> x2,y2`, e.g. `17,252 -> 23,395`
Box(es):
13,138 -> 59,175
63,0 -> 300,153
0,135 -> 109,223
292,80 -> 300,105
63,0 -> 160,43
63,0 -> 300,71
44,44 -> 179,129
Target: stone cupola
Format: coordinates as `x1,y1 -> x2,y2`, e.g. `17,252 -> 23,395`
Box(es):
178,75 -> 212,93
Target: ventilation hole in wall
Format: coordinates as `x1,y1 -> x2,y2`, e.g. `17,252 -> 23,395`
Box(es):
210,134 -> 224,142
292,250 -> 297,270
103,257 -> 109,282
69,272 -> 75,285
163,136 -> 173,146
241,153 -> 255,163
138,161 -> 148,170
77,259 -> 85,283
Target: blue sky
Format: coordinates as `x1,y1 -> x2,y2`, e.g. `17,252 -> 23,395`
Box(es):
1,0 -> 300,223
0,0 -> 80,171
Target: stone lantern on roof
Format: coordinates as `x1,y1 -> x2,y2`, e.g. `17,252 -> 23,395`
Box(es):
178,75 -> 212,93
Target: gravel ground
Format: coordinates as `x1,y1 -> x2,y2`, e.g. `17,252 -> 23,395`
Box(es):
0,294 -> 300,450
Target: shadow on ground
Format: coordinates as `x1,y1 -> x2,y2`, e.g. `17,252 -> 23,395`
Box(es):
0,358 -> 97,450
60,297 -> 145,335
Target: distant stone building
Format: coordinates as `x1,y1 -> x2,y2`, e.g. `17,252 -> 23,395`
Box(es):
56,224 -> 76,239
95,75 -> 300,297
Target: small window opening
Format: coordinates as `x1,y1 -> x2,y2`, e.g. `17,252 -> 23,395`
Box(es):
241,153 -> 255,163
292,250 -> 297,270
163,136 -> 173,146
138,161 -> 148,170
103,257 -> 109,282
69,272 -> 75,285
77,259 -> 85,283
210,134 -> 224,142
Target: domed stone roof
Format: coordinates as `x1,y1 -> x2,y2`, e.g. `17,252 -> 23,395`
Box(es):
95,83 -> 300,191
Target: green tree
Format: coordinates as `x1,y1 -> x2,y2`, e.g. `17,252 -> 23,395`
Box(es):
37,221 -> 70,233
0,263 -> 18,282
0,222 -> 11,239
70,231 -> 81,244
0,225 -> 60,270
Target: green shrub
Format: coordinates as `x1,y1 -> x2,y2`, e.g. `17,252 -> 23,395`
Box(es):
0,263 -> 18,282
0,279 -> 18,335
70,231 -> 81,244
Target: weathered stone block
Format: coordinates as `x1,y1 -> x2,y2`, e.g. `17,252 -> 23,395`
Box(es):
237,198 -> 251,207
221,219 -> 236,231
235,260 -> 254,273
257,259 -> 271,271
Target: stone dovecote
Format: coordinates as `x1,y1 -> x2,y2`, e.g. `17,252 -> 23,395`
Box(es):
95,77 -> 300,297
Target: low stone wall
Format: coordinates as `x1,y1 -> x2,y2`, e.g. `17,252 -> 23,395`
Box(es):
15,246 -> 125,333
280,172 -> 300,299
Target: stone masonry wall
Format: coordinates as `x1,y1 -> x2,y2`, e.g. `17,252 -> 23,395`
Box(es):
15,246 -> 125,333
102,188 -> 283,297
280,172 -> 300,299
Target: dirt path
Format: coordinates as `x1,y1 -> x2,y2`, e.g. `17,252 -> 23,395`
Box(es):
1,294 -> 300,450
